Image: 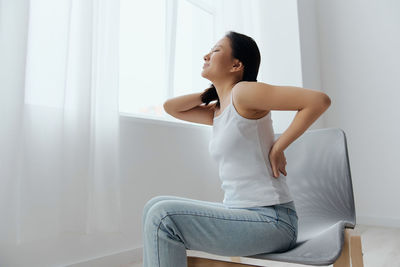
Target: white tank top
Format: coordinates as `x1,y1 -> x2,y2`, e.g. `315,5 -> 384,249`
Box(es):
208,91 -> 294,208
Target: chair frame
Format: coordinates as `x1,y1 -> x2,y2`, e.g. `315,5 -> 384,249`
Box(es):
187,228 -> 364,267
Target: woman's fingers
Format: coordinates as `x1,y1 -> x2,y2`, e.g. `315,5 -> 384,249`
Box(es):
273,166 -> 278,178
269,150 -> 288,178
272,165 -> 279,178
277,166 -> 287,177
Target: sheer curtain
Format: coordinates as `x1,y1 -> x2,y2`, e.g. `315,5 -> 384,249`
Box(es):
0,0 -> 121,246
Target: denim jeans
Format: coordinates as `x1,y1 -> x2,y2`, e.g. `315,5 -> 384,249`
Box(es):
142,195 -> 298,267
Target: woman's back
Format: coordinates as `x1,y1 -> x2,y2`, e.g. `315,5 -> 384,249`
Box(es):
209,91 -> 294,208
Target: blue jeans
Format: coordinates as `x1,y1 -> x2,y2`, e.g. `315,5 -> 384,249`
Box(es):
142,195 -> 298,267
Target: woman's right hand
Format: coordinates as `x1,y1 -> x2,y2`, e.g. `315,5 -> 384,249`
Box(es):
268,144 -> 287,178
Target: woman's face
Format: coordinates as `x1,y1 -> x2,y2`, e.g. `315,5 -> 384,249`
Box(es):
201,37 -> 239,81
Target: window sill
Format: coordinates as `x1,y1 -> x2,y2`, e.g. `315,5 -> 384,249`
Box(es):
119,112 -> 210,129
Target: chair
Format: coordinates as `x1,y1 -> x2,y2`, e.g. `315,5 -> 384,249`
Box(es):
187,127 -> 364,267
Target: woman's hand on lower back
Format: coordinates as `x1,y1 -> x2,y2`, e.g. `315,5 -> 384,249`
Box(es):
268,145 -> 287,178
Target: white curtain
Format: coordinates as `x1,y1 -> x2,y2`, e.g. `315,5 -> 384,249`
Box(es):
0,0 -> 121,246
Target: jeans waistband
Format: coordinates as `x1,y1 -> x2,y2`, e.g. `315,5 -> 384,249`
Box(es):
271,201 -> 296,212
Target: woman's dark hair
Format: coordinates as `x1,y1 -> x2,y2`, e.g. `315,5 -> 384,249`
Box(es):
200,31 -> 261,109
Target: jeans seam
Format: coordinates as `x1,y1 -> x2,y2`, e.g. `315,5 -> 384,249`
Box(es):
287,208 -> 296,250
284,208 -> 296,250
162,211 -> 278,223
287,208 -> 294,228
157,221 -> 161,267
287,235 -> 295,251
289,229 -> 297,250
275,208 -> 293,251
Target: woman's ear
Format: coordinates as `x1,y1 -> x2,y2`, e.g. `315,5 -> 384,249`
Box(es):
231,59 -> 244,72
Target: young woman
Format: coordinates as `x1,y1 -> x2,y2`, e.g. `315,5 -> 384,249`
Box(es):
143,31 -> 331,267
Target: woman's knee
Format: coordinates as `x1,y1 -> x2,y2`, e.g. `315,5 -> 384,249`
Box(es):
142,196 -> 176,224
143,200 -> 178,233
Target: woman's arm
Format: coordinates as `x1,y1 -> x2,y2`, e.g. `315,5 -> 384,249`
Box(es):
163,92 -> 204,113
235,81 -> 330,178
273,102 -> 330,152
235,81 -> 331,152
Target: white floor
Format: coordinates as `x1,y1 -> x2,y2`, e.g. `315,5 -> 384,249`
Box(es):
128,224 -> 400,267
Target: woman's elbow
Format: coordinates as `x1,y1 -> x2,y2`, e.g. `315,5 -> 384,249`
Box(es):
317,93 -> 331,107
322,94 -> 331,106
311,93 -> 331,110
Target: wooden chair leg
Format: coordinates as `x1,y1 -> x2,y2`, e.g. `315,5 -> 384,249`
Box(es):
350,234 -> 364,267
333,228 -> 364,267
333,228 -> 351,267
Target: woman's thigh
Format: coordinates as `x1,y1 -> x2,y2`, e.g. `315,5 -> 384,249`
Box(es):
142,195 -> 224,227
144,198 -> 294,256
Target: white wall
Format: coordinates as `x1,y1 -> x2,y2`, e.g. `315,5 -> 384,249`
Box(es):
298,0 -> 400,227
119,116 -> 222,249
297,0 -> 322,95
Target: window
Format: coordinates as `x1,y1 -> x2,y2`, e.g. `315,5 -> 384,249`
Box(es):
119,0 -> 166,117
119,0 -> 215,119
173,0 -> 214,97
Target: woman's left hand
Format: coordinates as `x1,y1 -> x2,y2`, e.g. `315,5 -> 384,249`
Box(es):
268,145 -> 287,178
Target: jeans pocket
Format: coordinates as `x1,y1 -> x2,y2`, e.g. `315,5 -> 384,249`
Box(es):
246,206 -> 278,223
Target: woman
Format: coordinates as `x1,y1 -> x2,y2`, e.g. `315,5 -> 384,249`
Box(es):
143,31 -> 331,267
